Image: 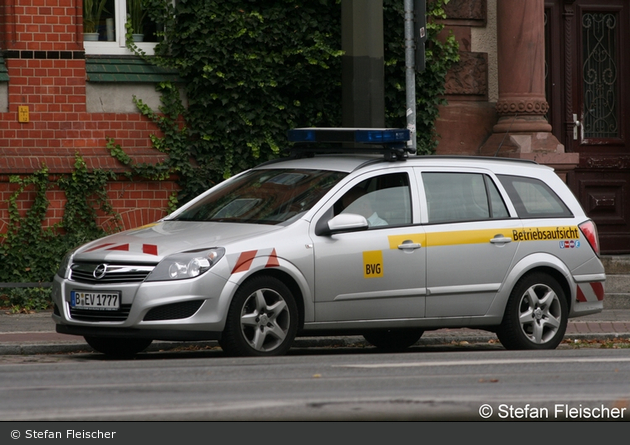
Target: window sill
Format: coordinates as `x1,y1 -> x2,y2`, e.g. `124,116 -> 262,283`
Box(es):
86,57 -> 182,83
83,41 -> 158,56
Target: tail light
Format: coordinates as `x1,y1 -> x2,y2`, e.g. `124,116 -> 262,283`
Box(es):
579,220 -> 600,256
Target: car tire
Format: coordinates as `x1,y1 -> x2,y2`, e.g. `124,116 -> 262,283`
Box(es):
84,337 -> 153,359
363,329 -> 424,352
496,272 -> 568,350
220,275 -> 298,357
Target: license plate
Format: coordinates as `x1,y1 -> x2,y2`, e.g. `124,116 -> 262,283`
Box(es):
71,291 -> 120,311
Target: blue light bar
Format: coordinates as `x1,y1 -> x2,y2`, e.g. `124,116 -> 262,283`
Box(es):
355,129 -> 410,144
287,128 -> 410,145
288,129 -> 318,143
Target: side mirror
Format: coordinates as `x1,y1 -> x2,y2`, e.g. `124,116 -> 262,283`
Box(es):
326,213 -> 369,234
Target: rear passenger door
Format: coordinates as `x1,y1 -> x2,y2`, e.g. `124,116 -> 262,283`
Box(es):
418,169 -> 522,317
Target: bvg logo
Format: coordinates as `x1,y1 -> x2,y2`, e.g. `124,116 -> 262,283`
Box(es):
363,250 -> 384,278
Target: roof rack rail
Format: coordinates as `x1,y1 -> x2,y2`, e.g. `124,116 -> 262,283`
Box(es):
287,127 -> 414,161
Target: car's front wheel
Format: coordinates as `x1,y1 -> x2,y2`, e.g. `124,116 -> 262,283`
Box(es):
496,273 -> 568,350
220,276 -> 298,357
363,329 -> 424,352
84,337 -> 153,359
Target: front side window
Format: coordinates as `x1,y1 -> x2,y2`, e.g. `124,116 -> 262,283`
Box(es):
84,0 -> 161,55
334,173 -> 412,228
423,172 -> 510,224
172,169 -> 347,225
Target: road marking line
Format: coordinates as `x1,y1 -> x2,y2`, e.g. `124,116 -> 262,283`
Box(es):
335,357 -> 630,369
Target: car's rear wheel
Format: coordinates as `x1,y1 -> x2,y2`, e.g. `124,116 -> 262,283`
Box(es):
497,273 -> 568,350
220,276 -> 298,357
363,329 -> 424,352
84,337 -> 153,359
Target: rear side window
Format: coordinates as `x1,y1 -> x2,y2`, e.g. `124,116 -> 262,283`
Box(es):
498,175 -> 573,218
422,172 -> 510,223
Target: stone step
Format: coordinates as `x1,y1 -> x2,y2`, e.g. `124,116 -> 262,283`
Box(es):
601,255 -> 630,274
600,255 -> 630,309
603,273 -> 630,294
602,294 -> 630,309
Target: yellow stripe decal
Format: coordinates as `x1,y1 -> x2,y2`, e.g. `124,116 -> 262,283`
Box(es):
388,226 -> 579,249
511,226 -> 580,242
428,229 -> 508,247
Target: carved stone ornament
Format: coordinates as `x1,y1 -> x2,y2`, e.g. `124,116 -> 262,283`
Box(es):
496,98 -> 549,116
444,0 -> 486,21
444,52 -> 488,96
584,157 -> 630,170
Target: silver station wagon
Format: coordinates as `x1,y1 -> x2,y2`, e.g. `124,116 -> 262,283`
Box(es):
52,128 -> 606,358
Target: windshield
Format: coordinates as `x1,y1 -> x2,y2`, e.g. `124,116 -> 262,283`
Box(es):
172,169 -> 347,225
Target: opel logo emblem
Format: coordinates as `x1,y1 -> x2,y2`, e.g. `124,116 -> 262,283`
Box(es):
93,264 -> 108,280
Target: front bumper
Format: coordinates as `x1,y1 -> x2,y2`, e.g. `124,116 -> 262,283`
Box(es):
51,270 -> 234,339
55,323 -> 222,341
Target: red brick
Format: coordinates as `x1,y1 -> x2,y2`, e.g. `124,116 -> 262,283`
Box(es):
0,5 -> 178,235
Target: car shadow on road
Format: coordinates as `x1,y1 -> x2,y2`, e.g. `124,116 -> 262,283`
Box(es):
69,340 -> 507,361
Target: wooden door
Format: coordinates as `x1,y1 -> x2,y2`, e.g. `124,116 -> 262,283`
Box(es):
546,0 -> 630,253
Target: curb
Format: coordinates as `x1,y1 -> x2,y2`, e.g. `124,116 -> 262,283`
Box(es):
2,331 -> 629,356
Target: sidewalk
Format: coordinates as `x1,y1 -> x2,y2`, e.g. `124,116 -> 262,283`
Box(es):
1,309 -> 629,355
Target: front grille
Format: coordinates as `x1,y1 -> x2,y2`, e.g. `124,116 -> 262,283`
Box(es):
70,262 -> 155,284
69,304 -> 132,322
143,300 -> 204,321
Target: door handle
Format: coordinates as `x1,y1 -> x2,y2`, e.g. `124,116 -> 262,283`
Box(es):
573,113 -> 583,141
490,235 -> 512,245
398,240 -> 422,250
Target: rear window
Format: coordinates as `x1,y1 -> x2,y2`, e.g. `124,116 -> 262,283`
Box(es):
498,175 -> 573,218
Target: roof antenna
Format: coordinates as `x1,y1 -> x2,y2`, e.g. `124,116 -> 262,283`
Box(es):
494,113 -> 517,157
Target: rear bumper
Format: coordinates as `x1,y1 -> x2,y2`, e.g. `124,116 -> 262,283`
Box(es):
570,274 -> 606,318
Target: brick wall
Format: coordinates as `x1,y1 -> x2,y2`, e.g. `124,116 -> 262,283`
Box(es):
0,0 -> 177,235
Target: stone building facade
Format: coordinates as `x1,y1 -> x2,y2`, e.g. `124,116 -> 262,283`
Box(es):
437,0 -> 630,254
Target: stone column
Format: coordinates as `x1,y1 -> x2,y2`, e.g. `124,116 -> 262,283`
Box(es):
480,0 -> 578,178
341,0 -> 385,128
494,0 -> 549,133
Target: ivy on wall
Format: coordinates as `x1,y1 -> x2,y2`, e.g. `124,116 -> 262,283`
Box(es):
0,157 -> 121,310
119,0 -> 345,204
119,0 -> 459,204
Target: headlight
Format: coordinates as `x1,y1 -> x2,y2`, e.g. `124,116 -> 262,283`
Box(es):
145,247 -> 225,282
56,248 -> 77,279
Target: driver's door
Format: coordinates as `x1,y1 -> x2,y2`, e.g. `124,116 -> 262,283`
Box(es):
310,169 -> 427,322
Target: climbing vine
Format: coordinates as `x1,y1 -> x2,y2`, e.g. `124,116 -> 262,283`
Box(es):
0,157 -> 121,311
115,0 -> 459,205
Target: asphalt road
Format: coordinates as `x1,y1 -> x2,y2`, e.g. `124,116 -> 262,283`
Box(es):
1,346 -> 629,421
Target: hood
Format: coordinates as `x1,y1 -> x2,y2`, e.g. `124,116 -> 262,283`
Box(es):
73,221 -> 281,263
